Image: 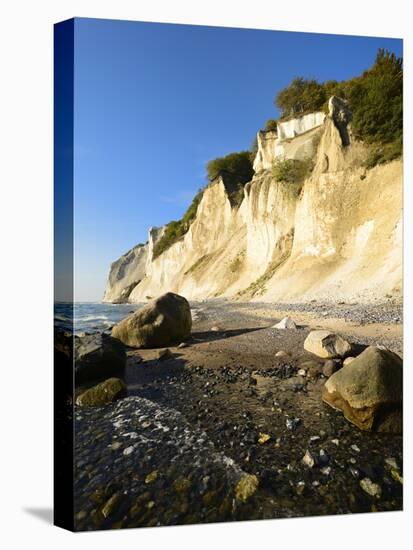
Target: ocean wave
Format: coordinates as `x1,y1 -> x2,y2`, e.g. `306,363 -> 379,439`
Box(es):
76,315 -> 110,322
54,315 -> 70,321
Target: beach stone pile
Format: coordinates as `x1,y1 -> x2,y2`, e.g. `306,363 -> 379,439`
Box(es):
112,292 -> 192,348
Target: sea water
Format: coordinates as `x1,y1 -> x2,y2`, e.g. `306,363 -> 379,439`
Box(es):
54,302 -> 143,334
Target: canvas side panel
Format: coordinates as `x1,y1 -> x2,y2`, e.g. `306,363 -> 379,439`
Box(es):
54,18 -> 75,532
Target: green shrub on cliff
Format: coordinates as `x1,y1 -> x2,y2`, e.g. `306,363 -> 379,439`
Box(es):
265,118 -> 278,131
272,157 -> 314,186
207,150 -> 254,208
274,49 -> 403,163
350,49 -> 403,145
275,77 -> 326,119
152,189 -> 204,259
206,151 -> 254,184
363,139 -> 403,170
153,152 -> 254,260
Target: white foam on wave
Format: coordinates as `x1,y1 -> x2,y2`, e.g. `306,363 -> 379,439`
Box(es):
77,315 -> 110,322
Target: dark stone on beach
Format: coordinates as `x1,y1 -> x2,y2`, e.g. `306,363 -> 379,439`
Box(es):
286,417 -> 301,431
54,329 -> 73,366
74,333 -> 126,386
323,359 -> 341,378
112,292 -> 192,348
158,348 -> 173,361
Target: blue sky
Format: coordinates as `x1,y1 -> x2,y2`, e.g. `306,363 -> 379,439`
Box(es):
72,18 -> 402,301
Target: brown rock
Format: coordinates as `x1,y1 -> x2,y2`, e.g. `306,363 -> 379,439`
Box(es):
323,346 -> 402,432
158,348 -> 173,361
323,359 -> 341,378
76,377 -> 126,407
112,292 -> 192,348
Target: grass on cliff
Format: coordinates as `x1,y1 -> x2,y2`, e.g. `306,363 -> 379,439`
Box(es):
152,189 -> 204,260
272,157 -> 314,190
274,49 -> 403,167
363,139 -> 403,170
207,151 -> 254,207
153,152 -> 254,259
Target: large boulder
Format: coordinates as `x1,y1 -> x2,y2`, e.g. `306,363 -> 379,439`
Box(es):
322,346 -> 402,432
304,330 -> 352,359
76,377 -> 126,407
74,333 -> 126,385
54,329 -> 73,369
112,292 -> 192,348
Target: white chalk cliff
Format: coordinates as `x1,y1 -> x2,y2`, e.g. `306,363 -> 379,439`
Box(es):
104,98 -> 402,304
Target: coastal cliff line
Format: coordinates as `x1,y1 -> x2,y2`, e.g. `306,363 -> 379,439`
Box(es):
104,95 -> 402,305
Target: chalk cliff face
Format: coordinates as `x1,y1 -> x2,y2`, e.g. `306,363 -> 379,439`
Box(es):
253,111 -> 325,172
103,243 -> 148,303
104,98 -> 402,304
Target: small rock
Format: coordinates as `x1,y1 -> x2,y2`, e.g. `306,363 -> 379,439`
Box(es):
272,316 -> 297,330
173,477 -> 192,493
331,439 -> 339,446
298,369 -> 307,376
322,359 -> 341,378
123,446 -> 134,456
210,325 -> 222,332
319,449 -> 330,465
302,450 -> 316,468
235,474 -> 259,503
296,481 -> 306,495
390,469 -> 403,484
351,444 -> 360,453
276,350 -> 290,358
360,478 -> 382,498
258,433 -> 271,445
158,348 -> 173,361
101,493 -> 121,519
321,466 -> 332,476
384,457 -> 399,470
145,470 -> 158,484
307,365 -> 321,379
286,417 -> 301,431
177,342 -> 189,349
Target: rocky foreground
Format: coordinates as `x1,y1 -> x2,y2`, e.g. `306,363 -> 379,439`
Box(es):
72,298 -> 403,531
